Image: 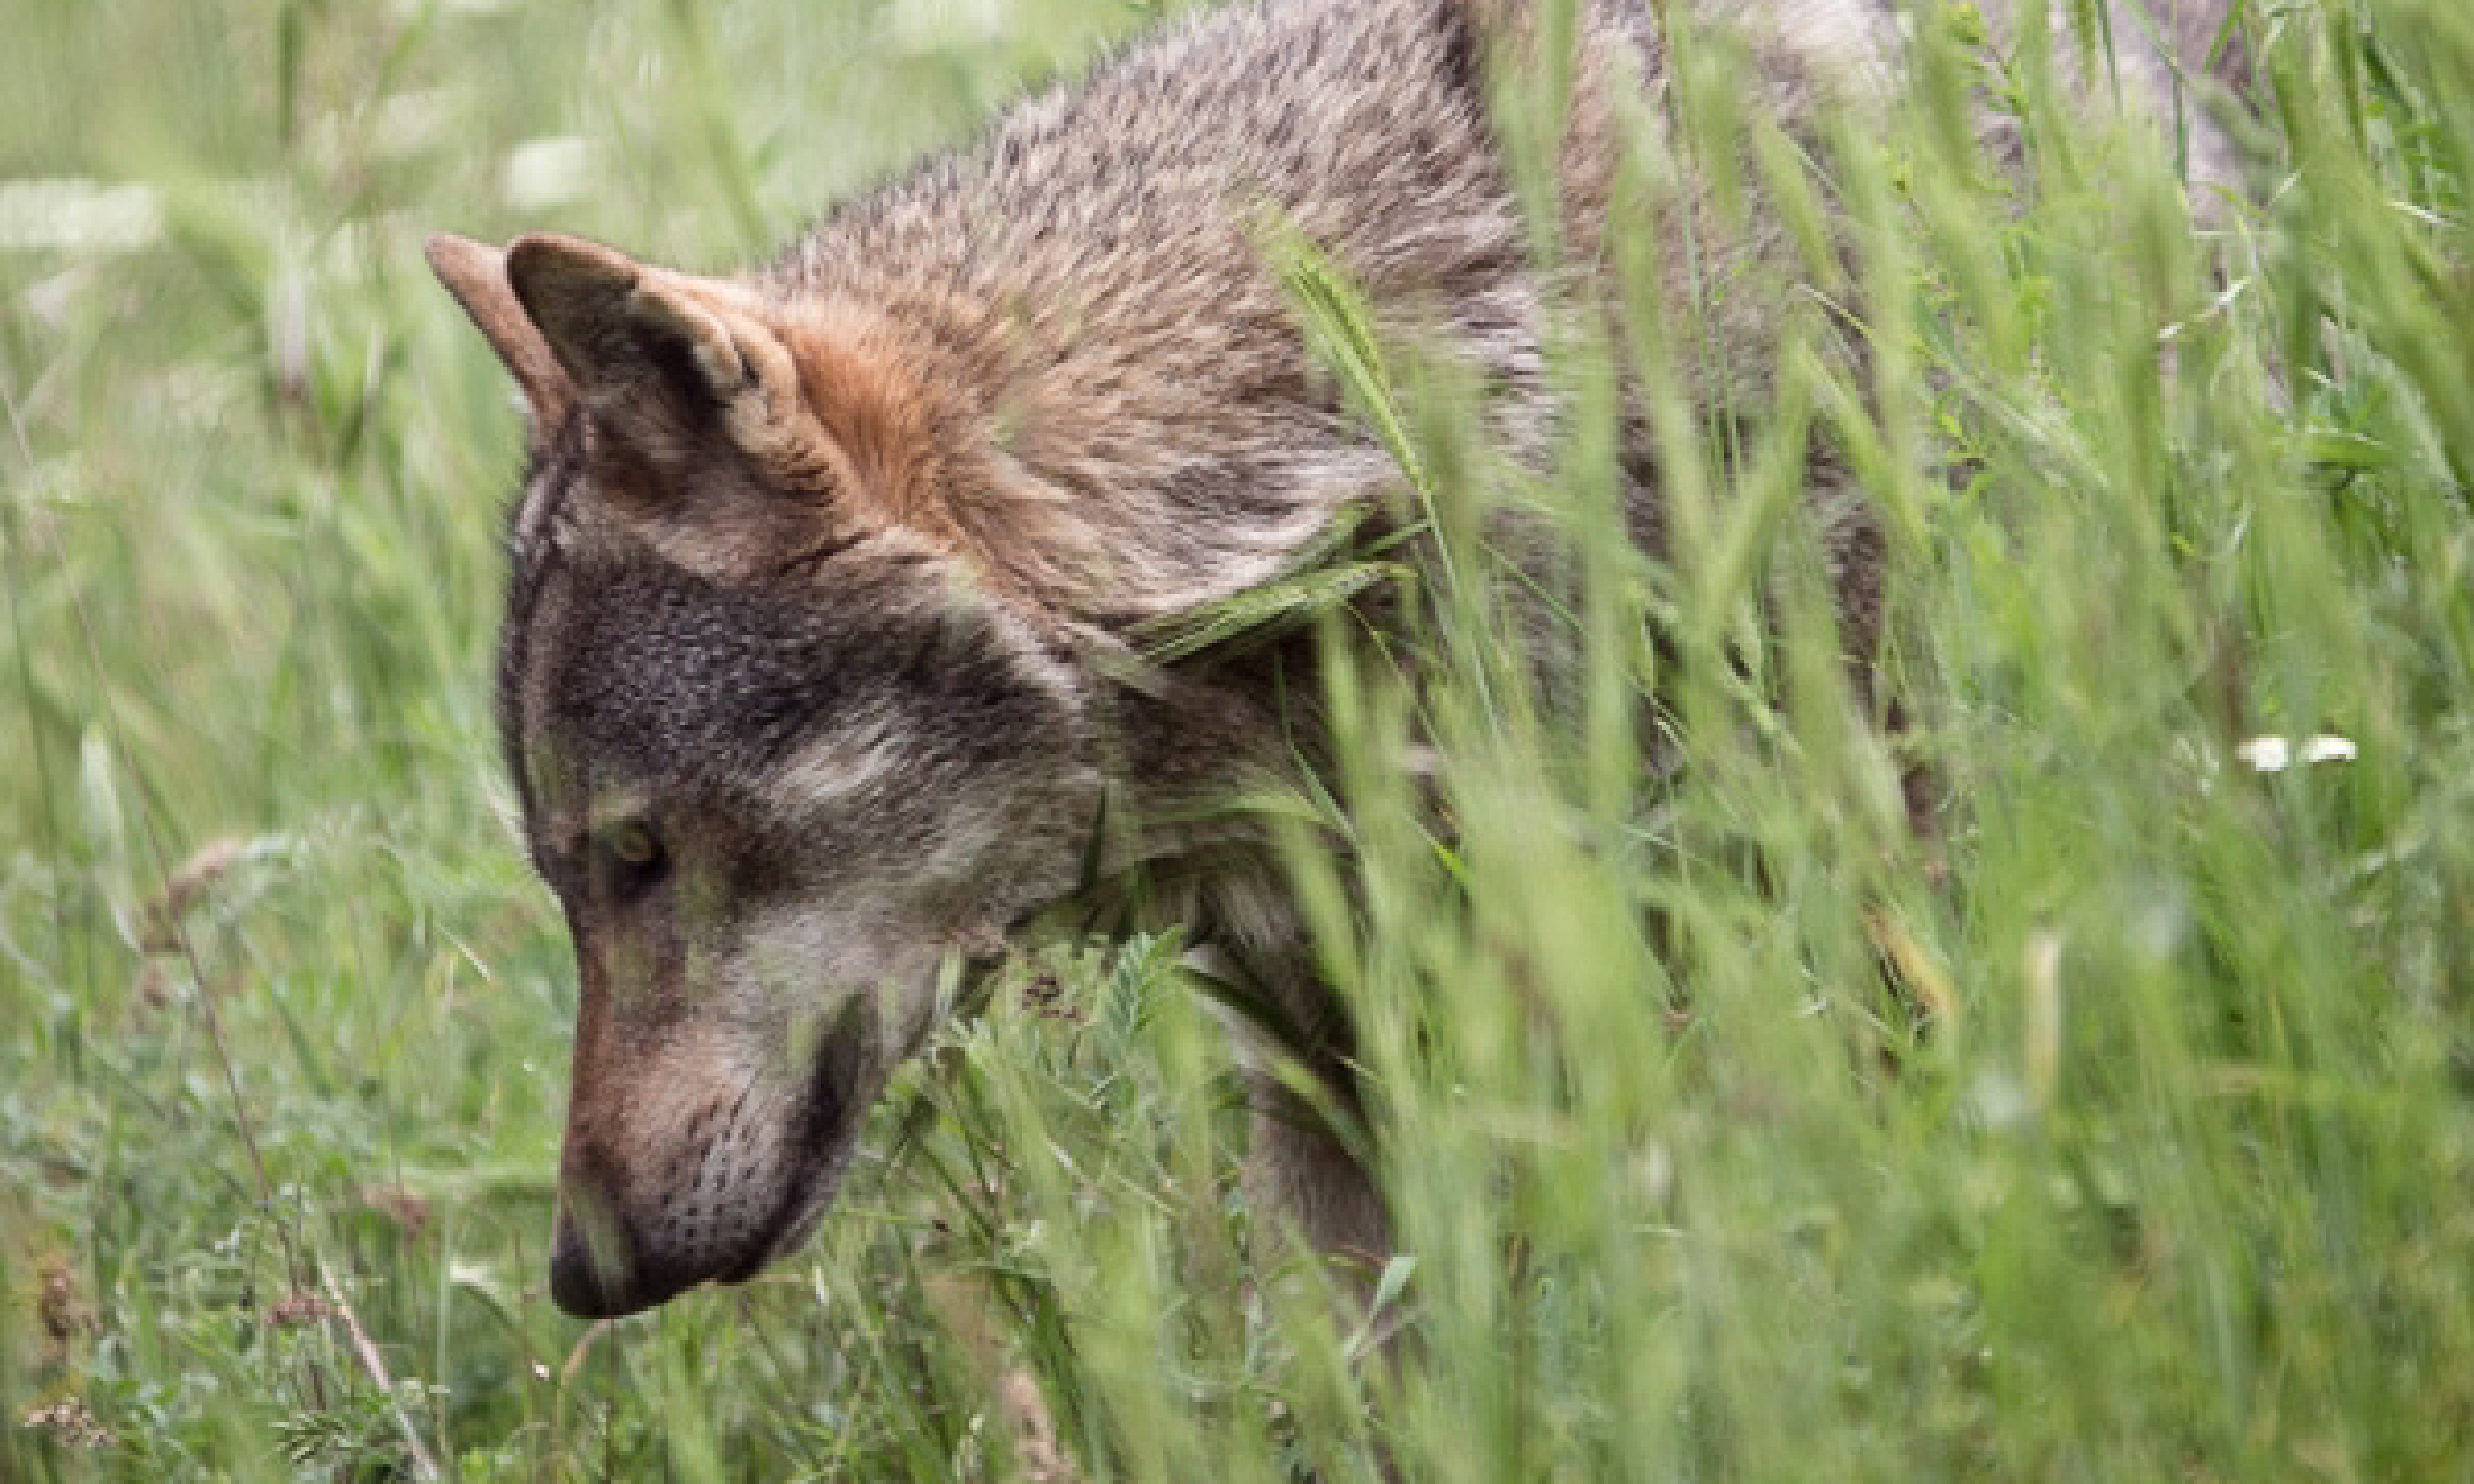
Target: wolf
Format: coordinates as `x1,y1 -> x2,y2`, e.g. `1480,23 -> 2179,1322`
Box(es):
428,0 -> 2242,1317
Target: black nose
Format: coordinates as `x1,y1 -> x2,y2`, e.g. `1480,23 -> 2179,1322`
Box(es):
549,1193 -> 697,1318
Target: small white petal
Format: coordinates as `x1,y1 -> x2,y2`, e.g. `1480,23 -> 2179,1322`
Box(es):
2299,734 -> 2357,764
2237,736 -> 2292,773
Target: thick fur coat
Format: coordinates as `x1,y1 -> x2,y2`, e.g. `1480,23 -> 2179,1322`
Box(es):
428,0 -> 2240,1316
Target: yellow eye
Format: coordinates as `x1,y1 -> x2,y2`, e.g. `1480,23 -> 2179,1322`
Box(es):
606,822 -> 661,867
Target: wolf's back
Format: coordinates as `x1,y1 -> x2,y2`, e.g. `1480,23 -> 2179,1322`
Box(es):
764,0 -> 1543,621
742,0 -> 2237,628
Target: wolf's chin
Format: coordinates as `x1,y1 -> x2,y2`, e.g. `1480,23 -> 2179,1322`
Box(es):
747,1149 -> 850,1276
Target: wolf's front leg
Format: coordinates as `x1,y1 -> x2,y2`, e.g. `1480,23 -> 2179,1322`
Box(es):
1188,932 -> 1393,1285
1242,1069 -> 1391,1284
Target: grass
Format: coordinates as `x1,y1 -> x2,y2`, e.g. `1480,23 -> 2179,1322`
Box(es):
4,0 -> 2472,1479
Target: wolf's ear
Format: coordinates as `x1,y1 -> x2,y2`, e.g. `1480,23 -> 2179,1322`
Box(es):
503,232 -> 823,480
427,234 -> 574,434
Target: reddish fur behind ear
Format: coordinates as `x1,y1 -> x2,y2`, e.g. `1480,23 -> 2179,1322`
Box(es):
778,305 -> 954,542
780,305 -> 1163,614
480,237 -> 1103,610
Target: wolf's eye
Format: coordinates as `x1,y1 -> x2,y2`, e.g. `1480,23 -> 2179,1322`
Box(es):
598,822 -> 667,897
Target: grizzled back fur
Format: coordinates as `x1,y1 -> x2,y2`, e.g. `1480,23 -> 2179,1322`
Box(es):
429,0 -> 2246,1317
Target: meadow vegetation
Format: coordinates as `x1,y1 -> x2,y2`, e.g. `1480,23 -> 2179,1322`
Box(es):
5,0 -> 2472,1479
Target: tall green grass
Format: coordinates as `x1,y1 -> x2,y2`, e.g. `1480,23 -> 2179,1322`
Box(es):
4,0 -> 2470,1479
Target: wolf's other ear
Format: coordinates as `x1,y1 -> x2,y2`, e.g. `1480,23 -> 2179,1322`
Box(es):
502,232 -> 823,481
426,234 -> 574,435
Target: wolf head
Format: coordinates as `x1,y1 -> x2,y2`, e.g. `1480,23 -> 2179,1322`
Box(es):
429,233 -> 1106,1316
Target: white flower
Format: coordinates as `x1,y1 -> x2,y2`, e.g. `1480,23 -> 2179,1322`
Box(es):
2235,734 -> 2356,773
